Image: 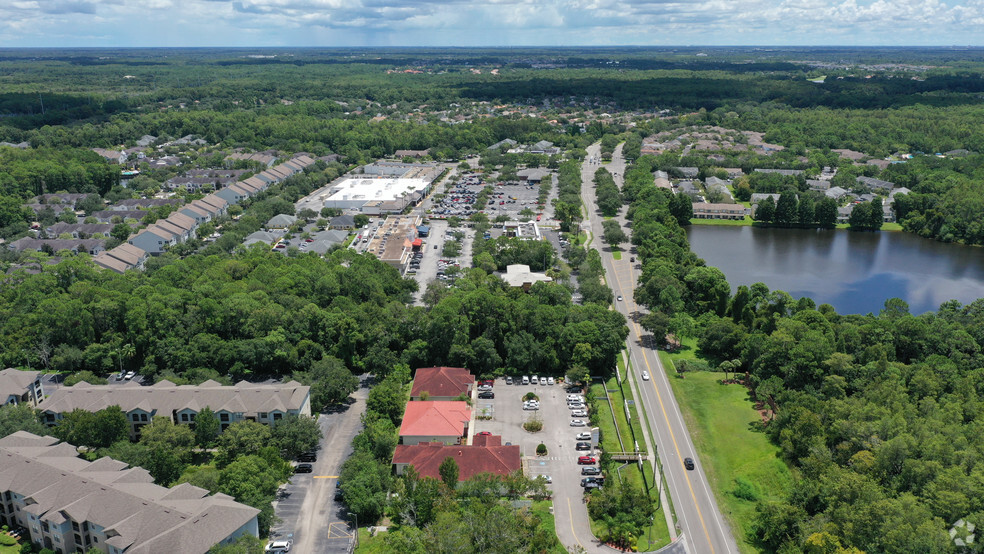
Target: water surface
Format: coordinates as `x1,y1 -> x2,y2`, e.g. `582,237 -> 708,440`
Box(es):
685,226 -> 984,315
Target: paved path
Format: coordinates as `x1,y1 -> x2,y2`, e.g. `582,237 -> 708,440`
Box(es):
272,381 -> 369,554
579,144 -> 740,554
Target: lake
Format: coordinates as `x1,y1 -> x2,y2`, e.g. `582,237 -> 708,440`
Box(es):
685,225 -> 984,315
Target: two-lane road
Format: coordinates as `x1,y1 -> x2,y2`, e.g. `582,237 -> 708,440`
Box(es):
581,143 -> 740,554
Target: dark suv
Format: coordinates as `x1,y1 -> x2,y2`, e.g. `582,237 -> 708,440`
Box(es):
581,466 -> 601,475
478,391 -> 494,399
297,451 -> 317,462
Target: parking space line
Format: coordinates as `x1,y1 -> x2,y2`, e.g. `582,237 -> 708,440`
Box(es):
326,522 -> 354,539
313,475 -> 338,479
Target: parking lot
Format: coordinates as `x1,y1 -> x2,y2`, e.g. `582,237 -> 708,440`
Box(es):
410,219 -> 476,304
472,377 -> 601,548
428,171 -> 557,224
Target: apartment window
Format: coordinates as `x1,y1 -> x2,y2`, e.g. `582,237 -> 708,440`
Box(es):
131,414 -> 140,422
72,522 -> 79,532
220,413 -> 229,422
190,413 -> 196,421
74,534 -> 82,545
140,414 -> 148,422
181,413 -> 189,422
273,413 -> 283,421
259,412 -> 267,419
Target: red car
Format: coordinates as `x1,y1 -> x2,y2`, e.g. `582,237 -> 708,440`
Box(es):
577,456 -> 596,465
479,379 -> 494,387
477,431 -> 492,436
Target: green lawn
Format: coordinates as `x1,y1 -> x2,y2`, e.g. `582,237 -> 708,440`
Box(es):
588,363 -> 671,551
531,500 -> 569,554
0,533 -> 19,554
658,356 -> 792,553
612,250 -> 622,260
355,527 -> 388,553
689,217 -> 753,227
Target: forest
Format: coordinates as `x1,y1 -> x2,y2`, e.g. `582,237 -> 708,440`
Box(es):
622,150 -> 984,553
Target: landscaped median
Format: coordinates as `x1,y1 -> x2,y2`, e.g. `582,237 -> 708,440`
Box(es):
585,371 -> 671,552
659,347 -> 793,552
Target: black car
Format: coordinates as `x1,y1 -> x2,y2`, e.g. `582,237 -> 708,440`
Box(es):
478,391 -> 495,399
297,451 -> 317,462
581,477 -> 603,488
581,466 -> 601,475
295,463 -> 314,474
575,442 -> 591,451
684,457 -> 695,470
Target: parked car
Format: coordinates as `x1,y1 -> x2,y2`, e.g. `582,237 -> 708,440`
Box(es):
297,451 -> 317,462
577,456 -> 596,465
547,377 -> 555,385
576,432 -> 592,441
505,376 -> 513,385
531,375 -> 539,385
571,419 -> 587,427
642,371 -> 650,381
571,409 -> 588,417
477,431 -> 492,436
575,442 -> 591,451
568,403 -> 585,410
581,477 -> 604,488
581,466 -> 601,476
523,403 -> 539,411
478,384 -> 493,391
294,464 -> 313,474
265,539 -> 293,553
478,391 -> 495,399
123,371 -> 136,380
684,457 -> 695,470
567,394 -> 584,401
522,376 -> 530,385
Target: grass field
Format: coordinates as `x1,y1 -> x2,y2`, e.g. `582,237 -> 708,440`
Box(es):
658,352 -> 792,553
612,250 -> 622,260
530,500 -> 569,554
589,365 -> 671,551
689,217 -> 753,227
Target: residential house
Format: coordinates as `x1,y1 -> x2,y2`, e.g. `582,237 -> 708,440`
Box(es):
243,230 -> 283,248
754,169 -> 804,176
92,148 -> 126,164
9,238 -> 105,255
721,168 -> 745,179
110,199 -> 183,211
127,225 -> 179,255
488,139 -> 517,151
198,195 -> 229,217
392,434 -> 521,483
0,368 -> 43,407
883,203 -> 896,223
704,177 -> 733,201
750,193 -> 782,206
266,214 -> 297,229
410,367 -> 475,401
0,431 -> 259,553
889,187 -> 911,199
674,167 -> 700,179
807,179 -> 831,192
837,205 -> 854,223
214,183 -> 251,205
856,176 -> 895,191
692,203 -> 748,220
40,379 -> 311,438
93,244 -> 147,274
46,223 -> 115,239
825,187 -> 849,200
178,202 -> 213,225
328,215 -> 356,230
674,181 -> 702,200
399,401 -> 471,446
90,210 -> 146,224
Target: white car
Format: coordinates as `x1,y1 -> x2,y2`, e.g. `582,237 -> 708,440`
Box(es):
531,375 -> 539,385
571,409 -> 588,417
547,377 -> 555,385
265,540 -> 292,553
568,403 -> 585,410
570,419 -> 587,427
567,394 -> 584,402
123,371 -> 136,381
523,403 -> 539,411
642,371 -> 650,381
576,432 -> 592,440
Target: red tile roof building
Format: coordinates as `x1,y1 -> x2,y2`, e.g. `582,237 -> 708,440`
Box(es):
399,401 -> 471,445
410,366 -> 474,401
392,434 -> 521,482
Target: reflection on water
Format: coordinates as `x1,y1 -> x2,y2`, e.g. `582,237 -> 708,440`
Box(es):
686,226 -> 984,315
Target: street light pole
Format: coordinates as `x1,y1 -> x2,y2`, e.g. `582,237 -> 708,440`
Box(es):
347,512 -> 358,549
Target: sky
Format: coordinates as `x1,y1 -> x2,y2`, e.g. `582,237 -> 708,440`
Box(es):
1,0 -> 983,47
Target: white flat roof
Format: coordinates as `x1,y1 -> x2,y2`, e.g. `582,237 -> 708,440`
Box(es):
326,177 -> 430,204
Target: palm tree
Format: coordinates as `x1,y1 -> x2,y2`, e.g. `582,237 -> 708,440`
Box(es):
116,343 -> 136,374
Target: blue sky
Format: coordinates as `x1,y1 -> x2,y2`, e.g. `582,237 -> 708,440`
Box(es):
1,0 -> 982,47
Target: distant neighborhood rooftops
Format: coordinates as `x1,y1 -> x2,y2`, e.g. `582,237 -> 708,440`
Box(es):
856,176 -> 895,190
754,168 -> 804,176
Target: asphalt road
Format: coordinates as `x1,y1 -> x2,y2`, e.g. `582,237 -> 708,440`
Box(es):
271,380 -> 369,554
581,144 -> 739,554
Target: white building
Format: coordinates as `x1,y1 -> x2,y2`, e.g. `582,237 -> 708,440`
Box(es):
320,177 -> 431,211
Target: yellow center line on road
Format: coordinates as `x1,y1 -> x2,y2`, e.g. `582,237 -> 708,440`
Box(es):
567,497 -> 585,549
313,475 -> 339,479
608,255 -> 717,554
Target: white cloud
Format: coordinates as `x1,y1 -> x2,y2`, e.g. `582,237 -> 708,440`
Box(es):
0,0 -> 980,45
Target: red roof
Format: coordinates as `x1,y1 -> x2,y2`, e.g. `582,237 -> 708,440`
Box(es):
410,366 -> 474,399
412,238 -> 423,247
392,437 -> 521,482
400,401 -> 471,437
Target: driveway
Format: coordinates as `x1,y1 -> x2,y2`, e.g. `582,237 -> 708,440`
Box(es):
270,379 -> 369,554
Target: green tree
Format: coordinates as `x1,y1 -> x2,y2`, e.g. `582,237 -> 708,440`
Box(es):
271,414 -> 321,459
816,197 -> 838,228
439,456 -> 459,490
354,214 -> 370,228
566,364 -> 590,386
63,370 -> 108,386
54,406 -> 128,449
0,403 -> 47,437
216,420 -> 272,467
111,222 -> 132,242
602,219 -> 628,249
206,534 -> 265,554
195,406 -> 220,448
294,356 -> 359,410
755,196 -> 775,223
669,193 -> 693,226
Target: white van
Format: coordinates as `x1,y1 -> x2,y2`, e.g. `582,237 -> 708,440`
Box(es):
522,376 -> 530,385
531,376 -> 539,385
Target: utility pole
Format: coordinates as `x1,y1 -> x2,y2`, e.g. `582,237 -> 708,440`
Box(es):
347,511 -> 358,549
